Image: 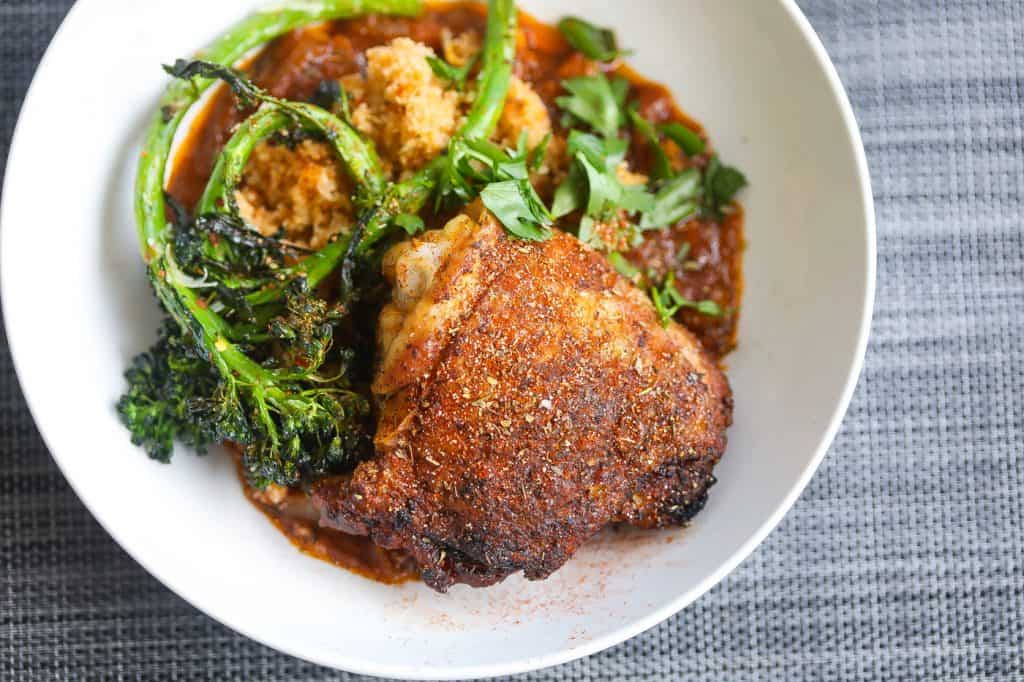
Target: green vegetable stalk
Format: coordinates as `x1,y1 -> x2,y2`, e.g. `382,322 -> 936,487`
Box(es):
356,0 -> 519,252
121,0 -> 520,487
136,0 -> 421,264
125,0 -> 422,487
455,0 -> 517,142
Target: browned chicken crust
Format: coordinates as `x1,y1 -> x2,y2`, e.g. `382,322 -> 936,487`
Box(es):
312,210 -> 732,591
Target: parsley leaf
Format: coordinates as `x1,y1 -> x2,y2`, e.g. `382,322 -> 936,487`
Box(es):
393,214 -> 424,235
426,53 -> 479,91
650,272 -> 724,326
437,136 -> 534,206
556,74 -> 629,138
607,252 -> 642,281
557,17 -> 632,62
578,153 -> 626,215
551,131 -> 627,218
703,155 -> 748,218
660,122 -> 705,157
628,108 -> 672,181
640,168 -> 701,229
527,133 -> 552,173
481,180 -> 553,241
569,129 -> 628,169
551,163 -> 587,218
550,130 -> 656,251
432,134 -> 553,242
675,242 -> 694,265
710,164 -> 747,204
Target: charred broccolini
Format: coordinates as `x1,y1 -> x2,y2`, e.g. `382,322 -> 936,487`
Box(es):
118,0 -> 518,487
118,0 -> 746,487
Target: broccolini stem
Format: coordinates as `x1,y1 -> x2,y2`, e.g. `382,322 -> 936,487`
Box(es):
277,100 -> 387,196
354,159 -> 441,254
457,0 -> 517,141
139,0 -> 514,355
196,94 -> 388,218
246,0 -> 518,286
136,0 -> 421,262
355,0 -> 518,252
183,64 -> 387,214
197,108 -> 291,215
246,229 -> 359,306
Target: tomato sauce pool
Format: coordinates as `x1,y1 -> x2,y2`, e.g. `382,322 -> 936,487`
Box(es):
167,2 -> 744,584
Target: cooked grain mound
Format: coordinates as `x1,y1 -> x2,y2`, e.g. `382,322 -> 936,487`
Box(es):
235,139 -> 353,249
497,75 -> 552,149
352,37 -> 461,175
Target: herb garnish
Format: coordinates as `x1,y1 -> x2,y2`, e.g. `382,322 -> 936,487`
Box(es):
556,73 -> 629,138
628,107 -> 672,181
393,213 -> 425,235
542,29 -> 746,320
702,155 -> 748,218
640,168 -> 701,229
607,252 -> 642,281
427,53 -> 479,91
650,272 -> 724,326
480,180 -> 553,241
434,132 -> 553,241
551,131 -> 656,251
438,133 -> 542,203
660,121 -> 705,157
557,17 -> 631,62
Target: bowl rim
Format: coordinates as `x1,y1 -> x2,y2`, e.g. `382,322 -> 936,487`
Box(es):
1,0 -> 876,678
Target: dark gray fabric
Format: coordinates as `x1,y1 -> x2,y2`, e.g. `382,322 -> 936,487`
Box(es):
2,1 -> 1023,679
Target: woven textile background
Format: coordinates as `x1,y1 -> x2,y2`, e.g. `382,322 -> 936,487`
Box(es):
2,1 -> 1022,680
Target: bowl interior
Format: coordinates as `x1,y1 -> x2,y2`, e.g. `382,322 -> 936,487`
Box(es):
1,0 -> 873,678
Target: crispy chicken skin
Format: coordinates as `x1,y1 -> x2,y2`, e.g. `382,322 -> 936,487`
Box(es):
312,209 -> 732,592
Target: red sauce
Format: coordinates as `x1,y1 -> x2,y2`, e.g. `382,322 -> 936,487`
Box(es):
169,2 -> 745,583
230,448 -> 419,584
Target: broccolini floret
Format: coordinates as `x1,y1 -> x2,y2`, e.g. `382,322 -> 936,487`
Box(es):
119,0 -> 517,487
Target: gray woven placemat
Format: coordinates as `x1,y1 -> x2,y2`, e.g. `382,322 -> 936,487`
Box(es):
2,1 -> 1023,680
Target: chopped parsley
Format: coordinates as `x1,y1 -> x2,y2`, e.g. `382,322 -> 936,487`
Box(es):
551,131 -> 655,251
549,67 -> 746,293
426,53 -> 479,91
702,155 -> 748,218
433,132 -> 553,242
628,108 -> 672,181
393,214 -> 425,235
438,133 -> 535,202
650,272 -> 724,326
557,17 -> 631,62
660,122 -> 706,157
607,252 -> 642,281
556,73 -> 629,139
640,168 -> 701,229
480,180 -> 552,241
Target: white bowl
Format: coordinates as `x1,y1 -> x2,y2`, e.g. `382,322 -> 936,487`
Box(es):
1,0 -> 874,678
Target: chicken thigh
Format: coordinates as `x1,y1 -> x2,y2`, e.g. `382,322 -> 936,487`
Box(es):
312,208 -> 732,591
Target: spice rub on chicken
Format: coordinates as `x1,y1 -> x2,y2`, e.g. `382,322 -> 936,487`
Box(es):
312,208 -> 733,592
